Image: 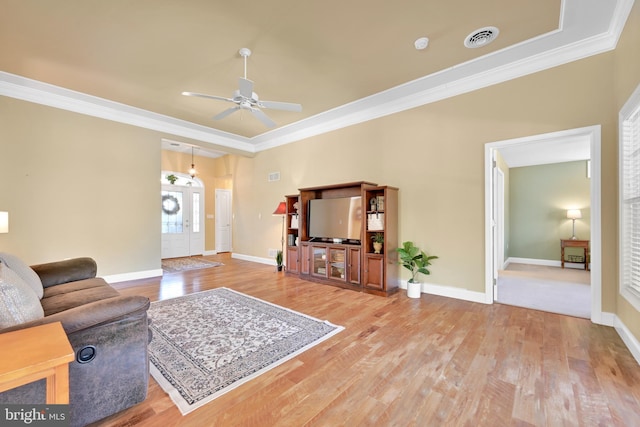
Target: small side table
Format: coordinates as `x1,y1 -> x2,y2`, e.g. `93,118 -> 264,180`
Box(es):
0,322 -> 74,404
560,239 -> 590,271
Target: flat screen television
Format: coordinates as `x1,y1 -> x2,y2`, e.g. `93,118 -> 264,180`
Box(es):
308,196 -> 362,242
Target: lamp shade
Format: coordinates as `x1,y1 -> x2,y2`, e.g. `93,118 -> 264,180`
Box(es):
272,202 -> 287,216
0,211 -> 8,233
567,209 -> 582,220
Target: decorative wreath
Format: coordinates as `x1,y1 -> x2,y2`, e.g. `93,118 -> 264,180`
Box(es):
162,194 -> 180,215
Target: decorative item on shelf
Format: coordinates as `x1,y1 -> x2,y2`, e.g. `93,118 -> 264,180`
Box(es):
290,214 -> 299,229
367,213 -> 384,231
396,241 -> 438,299
369,197 -> 378,212
293,201 -> 300,214
566,209 -> 582,240
275,250 -> 284,272
376,196 -> 385,211
288,234 -> 295,246
371,232 -> 384,254
166,174 -> 178,184
273,202 -> 287,264
188,147 -> 197,178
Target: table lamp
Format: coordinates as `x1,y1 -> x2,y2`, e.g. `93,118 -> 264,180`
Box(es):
0,211 -> 8,234
567,209 -> 581,240
272,202 -> 287,267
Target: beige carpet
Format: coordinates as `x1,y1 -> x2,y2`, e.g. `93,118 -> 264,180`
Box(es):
501,262 -> 590,284
497,263 -> 591,318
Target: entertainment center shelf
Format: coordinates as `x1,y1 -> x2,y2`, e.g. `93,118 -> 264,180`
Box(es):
284,181 -> 398,297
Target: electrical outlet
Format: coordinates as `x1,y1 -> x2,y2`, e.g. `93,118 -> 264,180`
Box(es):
268,248 -> 278,258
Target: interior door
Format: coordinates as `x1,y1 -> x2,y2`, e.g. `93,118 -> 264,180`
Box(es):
215,189 -> 232,253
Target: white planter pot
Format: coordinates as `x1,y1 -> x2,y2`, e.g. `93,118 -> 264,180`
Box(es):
407,281 -> 422,298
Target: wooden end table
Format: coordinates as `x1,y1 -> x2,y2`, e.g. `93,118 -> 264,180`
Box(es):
0,322 -> 74,403
560,239 -> 590,271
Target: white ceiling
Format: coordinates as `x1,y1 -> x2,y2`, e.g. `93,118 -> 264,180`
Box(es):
0,0 -> 634,158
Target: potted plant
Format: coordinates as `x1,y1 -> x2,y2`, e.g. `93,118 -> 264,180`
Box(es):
166,174 -> 178,184
275,250 -> 284,271
371,233 -> 384,254
396,241 -> 438,298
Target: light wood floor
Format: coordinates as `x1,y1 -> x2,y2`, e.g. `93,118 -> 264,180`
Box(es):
91,254 -> 640,426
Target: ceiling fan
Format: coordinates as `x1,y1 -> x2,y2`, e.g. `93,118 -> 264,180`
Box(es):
182,48 -> 302,128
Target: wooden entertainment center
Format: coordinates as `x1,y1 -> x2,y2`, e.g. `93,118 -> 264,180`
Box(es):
284,181 -> 399,297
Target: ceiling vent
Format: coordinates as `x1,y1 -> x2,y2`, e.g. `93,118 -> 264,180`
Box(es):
464,26 -> 499,48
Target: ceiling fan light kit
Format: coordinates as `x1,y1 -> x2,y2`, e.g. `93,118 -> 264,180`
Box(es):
182,48 -> 302,128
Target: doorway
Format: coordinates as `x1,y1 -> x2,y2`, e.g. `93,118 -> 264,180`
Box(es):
484,126 -> 602,322
161,174 -> 205,259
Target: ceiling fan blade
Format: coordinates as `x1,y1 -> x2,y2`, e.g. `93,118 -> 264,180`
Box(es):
250,108 -> 276,128
259,100 -> 302,112
238,78 -> 254,99
182,91 -> 234,103
213,106 -> 241,120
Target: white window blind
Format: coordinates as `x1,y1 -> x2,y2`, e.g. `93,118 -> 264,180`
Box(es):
621,93 -> 640,305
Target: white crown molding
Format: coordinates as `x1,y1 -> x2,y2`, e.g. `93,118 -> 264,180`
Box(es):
0,0 -> 634,155
0,72 -> 255,153
253,0 -> 634,151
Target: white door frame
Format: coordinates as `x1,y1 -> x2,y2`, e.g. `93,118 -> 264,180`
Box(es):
484,125 -> 603,324
492,165 -> 505,300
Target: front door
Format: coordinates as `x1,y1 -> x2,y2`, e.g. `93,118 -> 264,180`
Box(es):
161,184 -> 204,258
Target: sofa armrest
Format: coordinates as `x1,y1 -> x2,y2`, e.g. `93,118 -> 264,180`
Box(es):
31,257 -> 98,288
0,295 -> 150,335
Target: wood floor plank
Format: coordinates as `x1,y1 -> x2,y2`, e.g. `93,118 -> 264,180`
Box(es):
90,254 -> 640,427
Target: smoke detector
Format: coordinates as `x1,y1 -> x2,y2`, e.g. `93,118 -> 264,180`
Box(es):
414,37 -> 429,50
464,26 -> 499,48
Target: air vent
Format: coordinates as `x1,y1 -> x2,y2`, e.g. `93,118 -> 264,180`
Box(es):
268,172 -> 280,182
464,26 -> 499,48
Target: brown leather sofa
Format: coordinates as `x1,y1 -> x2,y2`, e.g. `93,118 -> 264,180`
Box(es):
0,254 -> 150,427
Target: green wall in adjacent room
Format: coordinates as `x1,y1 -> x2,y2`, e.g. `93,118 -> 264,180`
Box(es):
509,160 -> 591,261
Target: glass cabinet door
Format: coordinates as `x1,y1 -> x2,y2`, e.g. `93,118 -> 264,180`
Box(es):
329,248 -> 346,281
312,246 -> 327,277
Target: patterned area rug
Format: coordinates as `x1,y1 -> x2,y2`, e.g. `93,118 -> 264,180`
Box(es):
148,288 -> 344,414
162,257 -> 224,273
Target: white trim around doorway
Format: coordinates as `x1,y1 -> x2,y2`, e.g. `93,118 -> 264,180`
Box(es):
484,125 -> 603,324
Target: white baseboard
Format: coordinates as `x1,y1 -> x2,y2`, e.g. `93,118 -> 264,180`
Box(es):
506,257 -> 589,270
399,280 -> 489,304
232,252 -> 276,266
104,268 -> 162,284
203,250 -> 218,256
613,314 -> 640,366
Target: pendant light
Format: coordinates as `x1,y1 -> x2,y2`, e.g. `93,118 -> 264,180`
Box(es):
188,147 -> 197,178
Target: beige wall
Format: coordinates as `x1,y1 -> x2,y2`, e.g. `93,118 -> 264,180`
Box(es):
232,51 -> 617,298
614,2 -> 640,340
0,97 -> 161,275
